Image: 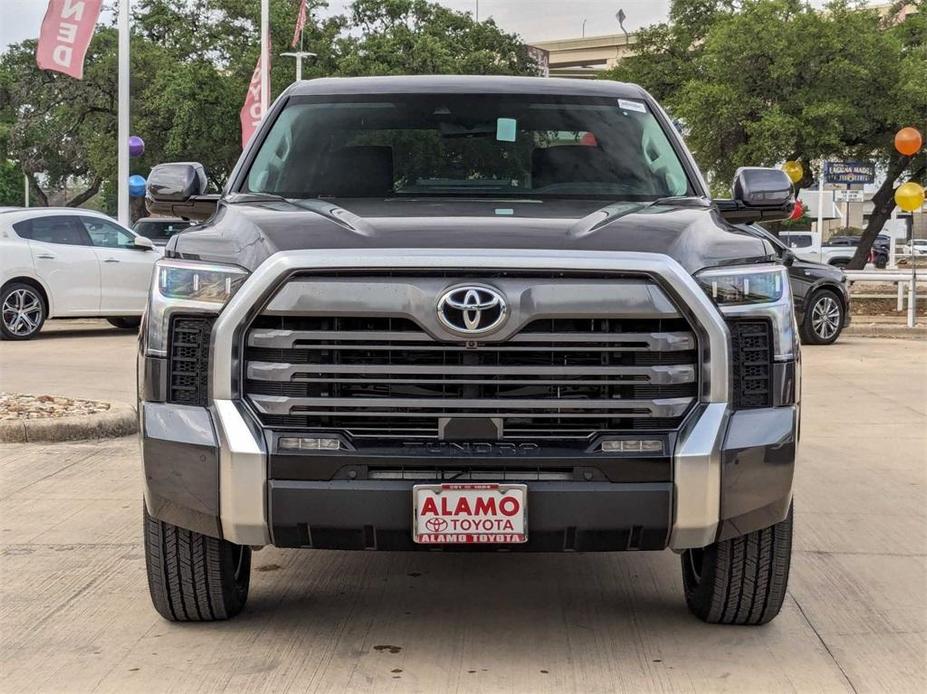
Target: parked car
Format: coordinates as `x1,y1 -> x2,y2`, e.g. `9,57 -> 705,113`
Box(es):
824,234 -> 890,268
139,75 -> 800,626
901,239 -> 927,257
0,208 -> 158,339
781,230 -> 888,268
133,216 -> 195,246
742,225 -> 851,344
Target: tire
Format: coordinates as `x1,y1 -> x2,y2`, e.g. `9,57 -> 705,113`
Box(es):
681,503 -> 793,626
799,289 -> 844,345
1,282 -> 46,340
143,503 -> 251,621
107,317 -> 141,330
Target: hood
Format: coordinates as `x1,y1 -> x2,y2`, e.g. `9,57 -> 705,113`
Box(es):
166,196 -> 774,274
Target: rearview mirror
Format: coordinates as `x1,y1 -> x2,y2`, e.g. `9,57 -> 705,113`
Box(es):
715,167 -> 795,223
133,235 -> 155,251
145,162 -> 218,221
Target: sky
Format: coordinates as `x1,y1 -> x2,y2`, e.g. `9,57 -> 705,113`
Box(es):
0,0 -> 675,50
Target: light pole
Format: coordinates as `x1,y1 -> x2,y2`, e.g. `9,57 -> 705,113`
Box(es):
117,0 -> 130,226
281,51 -> 317,82
582,19 -> 587,37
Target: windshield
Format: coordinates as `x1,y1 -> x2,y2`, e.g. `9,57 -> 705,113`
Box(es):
243,94 -> 692,200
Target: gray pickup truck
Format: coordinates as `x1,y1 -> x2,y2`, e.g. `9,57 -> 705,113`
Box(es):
139,76 -> 799,625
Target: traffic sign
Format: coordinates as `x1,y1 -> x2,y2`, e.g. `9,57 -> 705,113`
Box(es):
834,190 -> 864,202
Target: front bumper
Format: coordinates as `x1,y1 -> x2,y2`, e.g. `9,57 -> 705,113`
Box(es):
140,249 -> 798,551
141,397 -> 796,552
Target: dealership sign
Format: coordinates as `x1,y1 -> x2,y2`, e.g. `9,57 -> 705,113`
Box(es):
824,161 -> 876,185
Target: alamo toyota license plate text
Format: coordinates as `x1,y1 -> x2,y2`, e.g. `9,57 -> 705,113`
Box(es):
413,484 -> 527,544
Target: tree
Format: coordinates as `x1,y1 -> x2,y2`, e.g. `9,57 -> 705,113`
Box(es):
338,0 -> 539,76
0,0 -> 537,212
604,0 -> 926,268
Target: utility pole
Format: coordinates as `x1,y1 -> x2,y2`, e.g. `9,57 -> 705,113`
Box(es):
281,12 -> 315,83
117,0 -> 130,226
24,174 -> 29,208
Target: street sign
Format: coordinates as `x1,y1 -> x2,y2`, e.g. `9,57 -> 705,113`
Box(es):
824,161 -> 875,185
834,189 -> 865,202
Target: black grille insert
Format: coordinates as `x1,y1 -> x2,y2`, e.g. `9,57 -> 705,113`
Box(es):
730,319 -> 774,409
168,316 -> 213,406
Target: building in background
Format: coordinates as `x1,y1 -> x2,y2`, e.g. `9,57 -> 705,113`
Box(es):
528,32 -> 637,78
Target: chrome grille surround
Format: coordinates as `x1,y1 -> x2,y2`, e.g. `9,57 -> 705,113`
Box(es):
207,249 -> 732,549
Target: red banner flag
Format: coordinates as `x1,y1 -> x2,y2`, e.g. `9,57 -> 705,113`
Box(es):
240,52 -> 268,149
35,0 -> 103,80
292,0 -> 309,48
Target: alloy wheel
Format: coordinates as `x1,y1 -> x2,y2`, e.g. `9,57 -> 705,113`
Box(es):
811,295 -> 841,341
1,288 -> 43,337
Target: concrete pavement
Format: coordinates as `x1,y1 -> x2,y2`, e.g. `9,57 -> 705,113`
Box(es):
0,320 -> 139,404
0,327 -> 925,693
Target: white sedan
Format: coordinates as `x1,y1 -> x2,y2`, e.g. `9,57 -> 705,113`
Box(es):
901,239 -> 927,257
0,207 -> 159,340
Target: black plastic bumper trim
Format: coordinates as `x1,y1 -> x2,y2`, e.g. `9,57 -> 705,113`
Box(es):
269,480 -> 672,551
141,402 -> 222,539
717,405 -> 797,541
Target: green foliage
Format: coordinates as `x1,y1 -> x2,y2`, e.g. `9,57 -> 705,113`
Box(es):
0,160 -> 25,206
604,0 -> 926,187
0,0 -> 534,209
338,0 -> 537,76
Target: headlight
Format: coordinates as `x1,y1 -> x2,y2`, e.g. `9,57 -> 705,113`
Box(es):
695,265 -> 785,306
157,260 -> 248,303
696,263 -> 797,360
145,258 -> 249,356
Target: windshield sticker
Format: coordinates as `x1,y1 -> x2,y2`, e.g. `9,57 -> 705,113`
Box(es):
496,117 -> 517,142
618,99 -> 647,113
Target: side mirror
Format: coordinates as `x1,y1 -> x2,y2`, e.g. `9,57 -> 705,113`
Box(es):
715,167 -> 796,223
145,162 -> 218,221
133,235 -> 155,251
781,247 -> 796,267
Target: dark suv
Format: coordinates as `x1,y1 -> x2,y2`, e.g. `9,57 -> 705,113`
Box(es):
139,76 -> 799,625
744,225 -> 851,344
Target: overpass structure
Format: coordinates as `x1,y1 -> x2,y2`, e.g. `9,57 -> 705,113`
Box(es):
529,33 -> 637,78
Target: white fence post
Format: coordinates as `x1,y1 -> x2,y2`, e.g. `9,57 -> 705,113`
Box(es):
897,281 -> 905,312
909,276 -> 917,329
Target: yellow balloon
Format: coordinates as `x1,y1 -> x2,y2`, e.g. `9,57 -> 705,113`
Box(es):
895,181 -> 925,213
782,160 -> 803,183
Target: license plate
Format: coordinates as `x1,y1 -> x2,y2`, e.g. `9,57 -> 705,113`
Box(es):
412,483 -> 527,544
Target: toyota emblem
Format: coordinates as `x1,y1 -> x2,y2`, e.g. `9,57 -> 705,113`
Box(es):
425,517 -> 448,532
436,285 -> 508,335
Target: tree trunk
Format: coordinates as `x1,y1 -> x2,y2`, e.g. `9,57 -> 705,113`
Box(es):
847,154 -> 913,270
65,176 -> 102,208
130,194 -> 147,225
26,173 -> 49,207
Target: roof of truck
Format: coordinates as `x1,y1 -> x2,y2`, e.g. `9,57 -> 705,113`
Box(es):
288,75 -> 649,100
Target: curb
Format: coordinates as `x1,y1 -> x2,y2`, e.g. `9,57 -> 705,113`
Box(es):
845,324 -> 927,340
0,403 -> 138,443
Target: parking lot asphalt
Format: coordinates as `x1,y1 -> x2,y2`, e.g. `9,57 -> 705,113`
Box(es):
1,323 -> 925,693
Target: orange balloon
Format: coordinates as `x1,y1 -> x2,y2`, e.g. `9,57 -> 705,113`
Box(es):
895,127 -> 923,156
